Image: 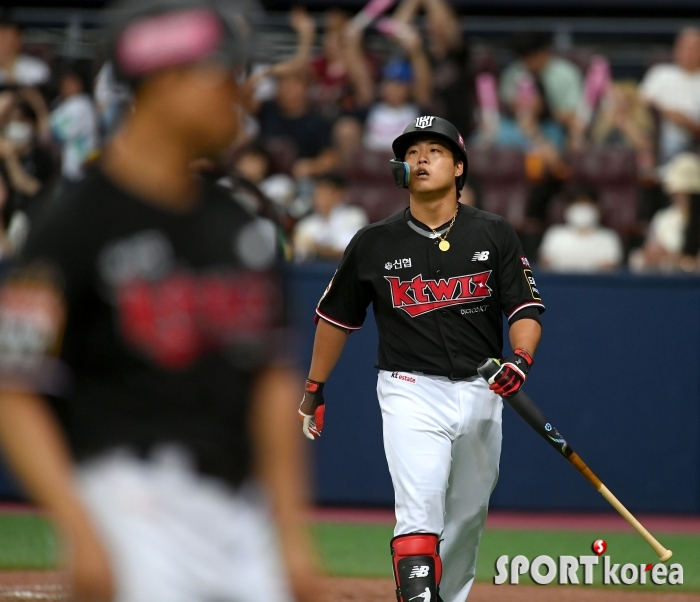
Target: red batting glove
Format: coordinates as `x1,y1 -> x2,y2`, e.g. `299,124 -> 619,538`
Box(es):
298,379 -> 325,440
488,348 -> 533,397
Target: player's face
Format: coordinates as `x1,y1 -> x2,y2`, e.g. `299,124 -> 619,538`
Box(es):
163,63 -> 241,155
404,139 -> 463,197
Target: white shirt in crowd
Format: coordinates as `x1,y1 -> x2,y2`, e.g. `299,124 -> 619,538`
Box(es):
646,205 -> 685,254
539,225 -> 623,273
50,93 -> 100,181
640,64 -> 700,164
293,204 -> 368,261
363,103 -> 420,152
0,54 -> 50,87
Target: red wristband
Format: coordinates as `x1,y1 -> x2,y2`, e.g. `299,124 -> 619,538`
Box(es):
513,348 -> 533,367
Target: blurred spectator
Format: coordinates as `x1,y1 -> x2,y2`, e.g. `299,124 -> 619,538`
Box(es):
232,143 -> 296,216
539,186 -> 623,273
309,9 -> 375,118
0,16 -> 50,87
392,0 -> 475,137
0,172 -> 27,259
293,172 -> 368,261
500,31 -> 583,143
488,76 -> 566,153
50,63 -> 99,184
94,61 -> 131,140
252,65 -> 338,179
479,74 -> 567,257
590,81 -> 655,171
363,20 -> 432,152
630,152 -> 700,272
640,28 -> 700,165
0,99 -> 54,220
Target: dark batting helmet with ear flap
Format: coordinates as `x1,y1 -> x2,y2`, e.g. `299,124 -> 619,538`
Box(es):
389,116 -> 469,190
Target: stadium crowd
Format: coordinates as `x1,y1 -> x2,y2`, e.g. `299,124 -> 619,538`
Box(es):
2,1 -> 700,273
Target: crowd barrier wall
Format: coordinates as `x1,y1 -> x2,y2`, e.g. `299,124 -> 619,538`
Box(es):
290,264 -> 700,513
1,264 -> 698,513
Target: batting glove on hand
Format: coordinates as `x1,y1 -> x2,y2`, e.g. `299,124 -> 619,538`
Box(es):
488,348 -> 533,397
299,379 -> 325,440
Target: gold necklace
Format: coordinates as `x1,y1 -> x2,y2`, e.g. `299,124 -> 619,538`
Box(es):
431,205 -> 459,252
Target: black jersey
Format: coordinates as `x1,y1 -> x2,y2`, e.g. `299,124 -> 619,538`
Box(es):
316,204 -> 545,377
0,170 -> 286,487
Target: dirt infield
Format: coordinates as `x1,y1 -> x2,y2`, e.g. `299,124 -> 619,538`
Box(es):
0,573 -> 698,602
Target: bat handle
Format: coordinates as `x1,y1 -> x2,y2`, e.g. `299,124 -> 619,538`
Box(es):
477,358 -> 500,382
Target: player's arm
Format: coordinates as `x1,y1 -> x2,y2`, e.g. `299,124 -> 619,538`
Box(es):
508,317 -> 541,359
309,318 -> 351,382
490,219 -> 545,397
0,392 -> 114,602
250,366 -> 321,602
299,319 -> 350,440
300,231 -> 372,440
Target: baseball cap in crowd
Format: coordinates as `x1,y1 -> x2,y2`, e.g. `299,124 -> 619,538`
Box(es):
108,0 -> 248,85
663,152 -> 700,195
382,59 -> 413,83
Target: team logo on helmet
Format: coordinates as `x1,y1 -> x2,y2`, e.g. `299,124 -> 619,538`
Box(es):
458,133 -> 465,148
415,116 -> 436,129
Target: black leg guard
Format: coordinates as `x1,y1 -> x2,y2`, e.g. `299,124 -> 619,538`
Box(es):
391,533 -> 442,602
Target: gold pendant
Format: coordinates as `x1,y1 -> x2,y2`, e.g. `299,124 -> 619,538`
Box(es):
438,240 -> 450,252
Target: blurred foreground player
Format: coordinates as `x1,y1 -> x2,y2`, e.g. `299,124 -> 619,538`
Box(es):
300,117 -> 544,601
0,3 -> 317,602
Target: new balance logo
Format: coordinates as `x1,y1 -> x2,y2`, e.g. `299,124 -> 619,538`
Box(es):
415,116 -> 436,129
409,566 -> 430,578
472,251 -> 489,261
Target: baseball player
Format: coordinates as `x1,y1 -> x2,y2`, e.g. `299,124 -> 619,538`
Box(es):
0,3 -> 317,602
300,116 -> 545,602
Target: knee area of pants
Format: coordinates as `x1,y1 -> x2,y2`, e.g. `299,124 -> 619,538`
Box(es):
391,533 -> 440,557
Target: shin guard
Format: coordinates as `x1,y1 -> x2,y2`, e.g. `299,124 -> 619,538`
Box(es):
390,533 -> 442,602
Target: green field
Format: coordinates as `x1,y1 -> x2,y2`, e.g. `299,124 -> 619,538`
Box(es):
0,514 -> 697,593
312,523 -> 700,592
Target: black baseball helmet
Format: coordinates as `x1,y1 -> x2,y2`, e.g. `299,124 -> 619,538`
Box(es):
390,116 -> 469,190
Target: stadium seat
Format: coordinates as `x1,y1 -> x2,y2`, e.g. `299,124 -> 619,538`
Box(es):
467,147 -> 530,229
347,184 -> 408,223
347,149 -> 396,185
557,148 -> 641,237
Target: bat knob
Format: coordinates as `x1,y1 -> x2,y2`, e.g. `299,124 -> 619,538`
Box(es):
477,358 -> 501,381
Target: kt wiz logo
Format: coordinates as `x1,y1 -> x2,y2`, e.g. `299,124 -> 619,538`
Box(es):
494,540 -> 683,586
385,271 -> 492,318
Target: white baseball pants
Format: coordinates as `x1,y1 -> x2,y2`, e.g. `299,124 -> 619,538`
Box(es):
76,446 -> 292,602
377,371 -> 503,602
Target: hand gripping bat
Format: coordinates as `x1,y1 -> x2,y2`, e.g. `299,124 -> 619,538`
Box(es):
478,358 -> 673,562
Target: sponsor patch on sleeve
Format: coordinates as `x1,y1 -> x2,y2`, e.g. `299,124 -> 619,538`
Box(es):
523,269 -> 541,300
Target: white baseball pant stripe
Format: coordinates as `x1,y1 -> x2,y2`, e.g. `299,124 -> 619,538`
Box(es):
76,446 -> 292,602
377,371 -> 503,602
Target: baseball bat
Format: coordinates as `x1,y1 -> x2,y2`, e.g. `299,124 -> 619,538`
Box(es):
477,358 -> 673,562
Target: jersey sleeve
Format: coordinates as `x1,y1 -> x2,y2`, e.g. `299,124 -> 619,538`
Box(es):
497,219 -> 545,324
315,230 -> 374,330
0,199 -> 92,394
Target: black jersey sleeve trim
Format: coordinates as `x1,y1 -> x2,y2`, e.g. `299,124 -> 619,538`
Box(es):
507,302 -> 545,322
315,308 -> 363,331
